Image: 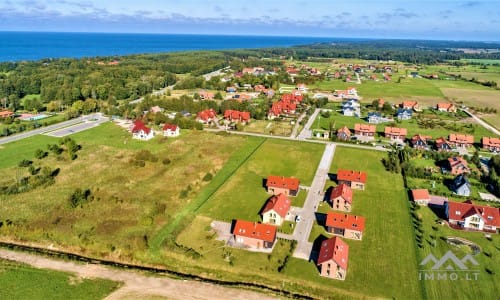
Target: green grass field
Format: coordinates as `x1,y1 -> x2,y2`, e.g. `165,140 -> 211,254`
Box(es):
0,259 -> 119,300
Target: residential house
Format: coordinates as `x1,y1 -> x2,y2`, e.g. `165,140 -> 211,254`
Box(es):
232,220 -> 277,249
281,93 -> 303,103
401,101 -> 419,111
328,184 -> 353,212
337,170 -> 367,190
199,91 -> 215,100
337,126 -> 352,141
354,124 -> 376,139
224,110 -> 251,124
266,175 -> 300,197
396,108 -> 413,120
131,120 -> 154,141
437,103 -> 457,113
317,237 -> 349,280
435,137 -> 453,152
411,189 -> 431,206
162,124 -> 179,137
325,212 -> 365,240
447,200 -> 500,233
296,83 -> 308,92
0,110 -> 14,118
367,112 -> 382,124
260,194 -> 291,226
449,134 -> 474,148
384,126 -> 407,141
196,109 -> 217,124
342,99 -> 361,117
232,93 -> 253,102
482,137 -> 500,152
253,84 -> 267,93
411,134 -> 431,150
447,156 -> 470,175
451,174 -> 471,197
267,96 -> 298,119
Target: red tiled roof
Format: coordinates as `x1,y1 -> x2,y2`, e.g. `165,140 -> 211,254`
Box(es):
411,189 -> 430,201
162,124 -> 178,131
337,170 -> 367,184
0,110 -> 14,118
330,184 -> 353,204
281,93 -> 303,103
411,134 -> 432,143
224,110 -> 250,121
337,126 -> 351,136
437,103 -> 455,110
197,109 -> 217,121
448,201 -> 500,227
384,126 -> 407,136
448,156 -> 468,168
482,137 -> 500,147
354,123 -> 376,133
449,133 -> 474,144
317,236 -> 349,270
261,194 -> 291,218
266,175 -> 300,191
326,212 -> 366,232
131,120 -> 151,134
435,137 -> 451,147
232,220 -> 277,243
401,101 -> 418,108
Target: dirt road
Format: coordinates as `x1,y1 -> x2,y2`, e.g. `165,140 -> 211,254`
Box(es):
0,249 -> 277,300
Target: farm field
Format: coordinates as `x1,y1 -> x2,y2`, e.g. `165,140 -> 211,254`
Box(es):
0,259 -> 119,299
243,119 -> 294,136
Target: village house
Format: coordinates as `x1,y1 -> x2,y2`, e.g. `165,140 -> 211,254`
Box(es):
400,101 -> 419,111
411,134 -> 431,150
223,110 -> 251,124
482,137 -> 500,152
447,156 -> 470,175
449,133 -> 474,148
162,124 -> 179,137
281,93 -> 303,103
354,123 -> 376,140
196,109 -> 217,124
396,108 -> 413,120
260,194 -> 291,226
232,93 -> 253,102
232,220 -> 277,249
447,200 -> 500,233
435,137 -> 453,152
342,99 -> 361,117
451,174 -> 471,197
328,183 -> 353,212
198,91 -> 215,100
0,110 -> 14,118
266,175 -> 300,197
367,112 -> 382,124
325,212 -> 366,240
336,126 -> 352,141
317,237 -> 349,280
411,189 -> 431,206
131,120 -> 154,141
384,126 -> 407,141
337,169 -> 367,190
436,103 -> 457,113
268,101 -> 296,119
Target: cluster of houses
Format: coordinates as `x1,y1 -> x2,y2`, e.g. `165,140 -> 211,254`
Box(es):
129,120 -> 180,141
317,169 -> 368,280
268,93 -> 303,120
195,108 -> 252,126
411,189 -> 499,233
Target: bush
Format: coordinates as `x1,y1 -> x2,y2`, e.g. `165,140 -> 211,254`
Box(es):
18,159 -> 33,167
68,188 -> 92,208
34,149 -> 48,159
203,172 -> 213,181
162,158 -> 171,165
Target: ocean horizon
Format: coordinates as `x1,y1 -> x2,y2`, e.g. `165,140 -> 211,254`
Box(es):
0,31 -> 355,62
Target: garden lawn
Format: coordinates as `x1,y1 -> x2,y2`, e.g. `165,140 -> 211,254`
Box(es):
0,259 -> 119,300
0,134 -> 59,168
198,139 -> 324,222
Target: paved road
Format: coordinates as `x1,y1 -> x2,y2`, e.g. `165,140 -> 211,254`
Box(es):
289,111 -> 307,139
462,109 -> 500,135
292,143 -> 336,260
297,108 -> 320,140
0,248 -> 277,300
45,113 -> 109,137
0,114 -> 105,145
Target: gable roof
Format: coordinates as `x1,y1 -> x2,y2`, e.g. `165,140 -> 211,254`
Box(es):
482,137 -> 500,147
317,236 -> 349,270
448,201 -> 500,227
261,194 -> 291,218
384,126 -> 407,136
232,220 -> 277,243
197,109 -> 217,121
437,103 -> 455,110
326,212 -> 366,232
411,134 -> 431,143
412,189 -> 430,201
448,156 -> 468,168
435,137 -> 452,148
354,123 -> 376,133
401,100 -> 418,108
266,176 -> 300,191
131,120 -> 151,134
452,174 -> 470,190
337,170 -> 367,183
449,133 -> 474,144
329,184 -> 353,204
337,126 -> 352,136
224,110 -> 251,121
162,124 -> 178,131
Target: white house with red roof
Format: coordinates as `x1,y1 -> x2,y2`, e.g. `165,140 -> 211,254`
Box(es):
411,189 -> 431,206
260,194 -> 291,226
232,220 -> 277,249
196,109 -> 217,124
163,124 -> 179,137
329,184 -> 353,212
317,237 -> 349,280
447,200 -> 500,233
131,120 -> 154,141
326,212 -> 366,240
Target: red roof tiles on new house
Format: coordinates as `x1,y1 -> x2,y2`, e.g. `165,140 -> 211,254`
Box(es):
448,201 -> 500,227
261,194 -> 291,218
337,170 -> 367,184
449,133 -> 474,144
384,126 -> 408,136
326,212 -> 366,232
411,189 -> 430,202
317,236 -> 349,270
354,123 -> 376,134
266,176 -> 300,191
482,137 -> 500,148
232,220 -> 277,243
131,120 -> 151,134
329,184 -> 353,204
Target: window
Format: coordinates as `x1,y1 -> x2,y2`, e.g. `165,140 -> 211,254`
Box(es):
455,211 -> 461,215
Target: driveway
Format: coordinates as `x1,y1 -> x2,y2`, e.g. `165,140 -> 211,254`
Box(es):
296,108 -> 320,140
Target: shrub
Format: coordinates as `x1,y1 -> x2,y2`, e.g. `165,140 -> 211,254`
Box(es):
68,188 -> 92,208
34,149 -> 47,159
203,172 -> 213,181
162,158 -> 171,165
18,159 -> 33,167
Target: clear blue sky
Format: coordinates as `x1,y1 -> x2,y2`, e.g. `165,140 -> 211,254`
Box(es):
0,0 -> 499,41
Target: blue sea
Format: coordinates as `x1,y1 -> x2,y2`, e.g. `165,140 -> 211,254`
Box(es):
0,32 -> 348,62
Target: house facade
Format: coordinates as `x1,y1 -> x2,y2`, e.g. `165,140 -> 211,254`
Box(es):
437,103 -> 457,113
317,237 -> 349,280
342,99 -> 361,117
396,108 -> 413,120
449,134 -> 474,148
411,134 -> 431,150
325,212 -> 365,240
354,123 -> 376,139
337,169 -> 367,190
266,175 -> 300,197
232,220 -> 277,249
435,137 -> 453,152
261,194 -> 291,226
447,200 -> 500,233
337,126 -> 352,141
384,126 -> 407,141
367,112 -> 382,124
329,183 -> 353,212
163,124 -> 180,137
482,137 -> 500,152
131,120 -> 154,141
